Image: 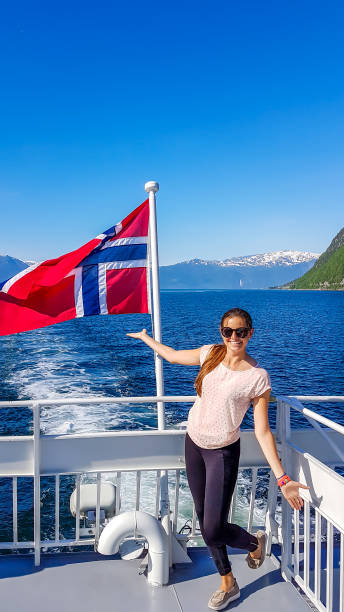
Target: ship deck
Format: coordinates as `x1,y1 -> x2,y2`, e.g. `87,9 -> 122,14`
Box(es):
0,545 -> 313,612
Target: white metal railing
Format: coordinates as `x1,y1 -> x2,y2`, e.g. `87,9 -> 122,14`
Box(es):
277,396 -> 344,612
0,469 -> 273,560
0,391 -> 343,612
0,466 -> 270,548
0,395 -> 274,566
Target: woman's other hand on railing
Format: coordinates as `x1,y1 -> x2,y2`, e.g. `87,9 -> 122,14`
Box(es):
281,480 -> 310,510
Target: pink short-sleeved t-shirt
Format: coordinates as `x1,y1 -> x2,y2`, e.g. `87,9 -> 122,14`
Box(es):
186,344 -> 271,449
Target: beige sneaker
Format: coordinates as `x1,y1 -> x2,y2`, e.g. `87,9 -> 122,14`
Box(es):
208,578 -> 240,610
245,530 -> 266,569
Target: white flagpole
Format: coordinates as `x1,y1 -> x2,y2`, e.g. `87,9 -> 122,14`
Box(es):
144,181 -> 165,429
144,181 -> 171,567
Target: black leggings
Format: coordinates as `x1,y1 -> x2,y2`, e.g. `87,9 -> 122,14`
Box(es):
184,431 -> 259,575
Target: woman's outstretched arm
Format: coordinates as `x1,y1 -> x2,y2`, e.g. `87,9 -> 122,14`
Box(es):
126,329 -> 201,365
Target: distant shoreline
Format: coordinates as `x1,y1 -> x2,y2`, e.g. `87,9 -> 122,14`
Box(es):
161,287 -> 343,292
271,287 -> 344,291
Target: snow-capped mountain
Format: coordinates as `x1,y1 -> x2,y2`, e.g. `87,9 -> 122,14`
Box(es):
0,256 -> 41,284
0,255 -> 28,284
181,250 -> 319,268
160,250 -> 320,289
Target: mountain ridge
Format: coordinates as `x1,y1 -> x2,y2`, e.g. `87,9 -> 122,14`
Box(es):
160,250 -> 319,289
174,250 -> 319,268
281,228 -> 344,290
0,250 -> 320,290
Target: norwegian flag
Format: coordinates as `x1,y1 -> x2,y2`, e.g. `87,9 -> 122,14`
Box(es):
0,199 -> 150,336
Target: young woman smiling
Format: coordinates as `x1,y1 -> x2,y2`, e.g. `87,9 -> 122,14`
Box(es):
127,307 -> 309,611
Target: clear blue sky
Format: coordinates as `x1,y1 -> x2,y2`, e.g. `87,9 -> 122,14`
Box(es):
0,1 -> 343,265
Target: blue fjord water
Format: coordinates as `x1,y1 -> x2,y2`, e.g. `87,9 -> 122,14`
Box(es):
0,290 -> 343,545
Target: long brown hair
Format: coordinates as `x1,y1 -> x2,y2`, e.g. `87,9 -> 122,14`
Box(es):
194,308 -> 253,397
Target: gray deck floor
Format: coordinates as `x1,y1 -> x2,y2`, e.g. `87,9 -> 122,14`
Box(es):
0,547 -> 312,612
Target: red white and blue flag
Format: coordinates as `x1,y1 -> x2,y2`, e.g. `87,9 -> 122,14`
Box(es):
0,199 -> 150,336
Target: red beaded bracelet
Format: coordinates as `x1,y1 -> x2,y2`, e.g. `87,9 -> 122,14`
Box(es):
277,474 -> 291,487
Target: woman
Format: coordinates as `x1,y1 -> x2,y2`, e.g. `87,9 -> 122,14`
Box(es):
127,307 -> 309,611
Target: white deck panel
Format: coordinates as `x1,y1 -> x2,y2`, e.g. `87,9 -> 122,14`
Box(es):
0,548 -> 312,612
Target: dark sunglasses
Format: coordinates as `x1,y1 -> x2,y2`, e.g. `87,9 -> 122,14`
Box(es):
221,326 -> 250,339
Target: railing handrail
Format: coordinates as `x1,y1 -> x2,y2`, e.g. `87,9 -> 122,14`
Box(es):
280,395 -> 344,437
0,394 -> 343,445
0,393 -> 343,409
0,395 -> 196,408
289,395 -> 344,402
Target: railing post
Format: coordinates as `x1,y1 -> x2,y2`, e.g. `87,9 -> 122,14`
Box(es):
247,468 -> 257,534
95,472 -> 101,549
55,475 -> 60,543
12,476 -> 18,546
277,397 -> 292,581
265,471 -> 279,556
33,403 -> 41,567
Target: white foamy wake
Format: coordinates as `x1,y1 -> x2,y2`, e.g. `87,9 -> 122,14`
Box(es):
7,330 -> 144,435
11,358 -> 122,435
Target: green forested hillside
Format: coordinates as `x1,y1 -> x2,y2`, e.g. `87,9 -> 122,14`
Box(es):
285,227 -> 344,290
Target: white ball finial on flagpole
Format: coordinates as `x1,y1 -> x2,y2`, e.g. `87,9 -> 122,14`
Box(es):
145,181 -> 159,193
